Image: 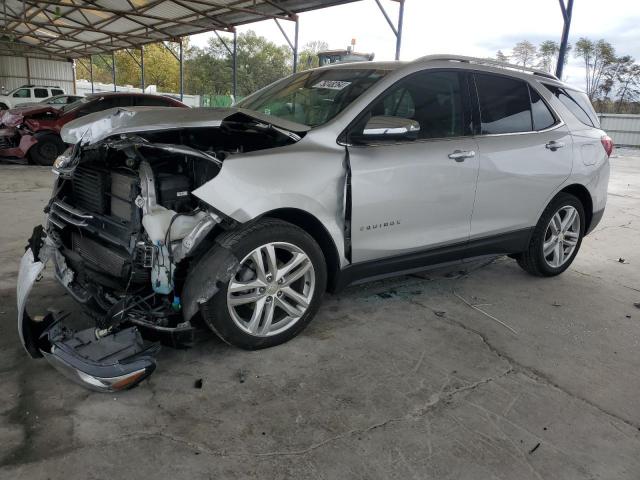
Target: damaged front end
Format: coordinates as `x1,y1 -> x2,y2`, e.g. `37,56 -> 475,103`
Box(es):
18,109 -> 302,391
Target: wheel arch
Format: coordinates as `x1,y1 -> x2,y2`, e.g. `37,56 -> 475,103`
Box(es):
559,184 -> 593,233
32,129 -> 61,140
261,208 -> 342,292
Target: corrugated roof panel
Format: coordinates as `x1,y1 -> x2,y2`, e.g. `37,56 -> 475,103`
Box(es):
98,0 -> 133,10
3,0 -> 361,59
74,31 -> 109,42
145,1 -> 198,20
100,17 -> 147,34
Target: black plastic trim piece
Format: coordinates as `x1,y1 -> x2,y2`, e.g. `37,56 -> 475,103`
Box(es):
330,228 -> 533,292
586,208 -> 605,235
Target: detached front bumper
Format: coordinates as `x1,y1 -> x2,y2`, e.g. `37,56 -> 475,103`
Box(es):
17,236 -> 160,392
0,128 -> 36,159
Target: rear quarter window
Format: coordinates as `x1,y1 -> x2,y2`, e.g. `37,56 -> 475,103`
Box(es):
544,84 -> 599,128
51,89 -> 64,96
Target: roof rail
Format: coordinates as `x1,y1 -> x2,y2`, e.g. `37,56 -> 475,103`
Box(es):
415,54 -> 559,80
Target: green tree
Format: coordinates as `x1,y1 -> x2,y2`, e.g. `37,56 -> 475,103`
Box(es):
511,41 -> 537,68
574,38 -> 616,100
536,40 -> 571,75
298,40 -> 329,71
193,30 -> 292,98
495,50 -> 509,63
616,62 -> 640,111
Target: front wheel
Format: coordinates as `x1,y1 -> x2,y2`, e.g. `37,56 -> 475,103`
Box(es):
199,219 -> 327,350
29,134 -> 65,166
516,192 -> 585,277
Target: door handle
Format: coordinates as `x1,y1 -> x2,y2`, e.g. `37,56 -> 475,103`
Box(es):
448,150 -> 475,162
545,141 -> 565,151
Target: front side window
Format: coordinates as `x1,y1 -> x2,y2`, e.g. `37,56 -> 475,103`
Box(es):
34,88 -> 48,98
237,68 -> 390,127
51,89 -> 64,96
475,74 -> 532,134
13,89 -> 31,98
351,70 -> 466,141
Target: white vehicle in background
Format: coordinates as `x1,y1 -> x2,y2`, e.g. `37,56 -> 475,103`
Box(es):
0,85 -> 66,110
11,94 -> 84,109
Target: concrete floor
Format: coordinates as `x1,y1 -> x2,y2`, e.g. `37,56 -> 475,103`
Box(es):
1,152 -> 639,479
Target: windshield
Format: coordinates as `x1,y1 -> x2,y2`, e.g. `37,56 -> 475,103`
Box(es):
236,68 -> 390,127
60,96 -> 90,113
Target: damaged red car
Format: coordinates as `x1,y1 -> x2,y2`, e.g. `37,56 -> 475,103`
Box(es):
0,92 -> 187,165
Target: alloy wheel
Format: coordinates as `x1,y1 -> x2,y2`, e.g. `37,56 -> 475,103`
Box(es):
227,242 -> 315,337
542,205 -> 580,268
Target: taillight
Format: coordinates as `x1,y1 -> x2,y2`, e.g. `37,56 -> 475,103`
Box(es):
601,135 -> 614,158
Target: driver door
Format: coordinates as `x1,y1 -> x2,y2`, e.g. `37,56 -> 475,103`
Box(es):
347,70 -> 479,264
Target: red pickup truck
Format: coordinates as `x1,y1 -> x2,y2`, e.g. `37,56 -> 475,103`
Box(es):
0,92 -> 187,165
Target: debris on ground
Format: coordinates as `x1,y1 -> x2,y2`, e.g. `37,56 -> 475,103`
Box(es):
634,302 -> 640,309
453,291 -> 518,335
194,378 -> 203,389
377,290 -> 396,299
618,257 -> 627,264
434,310 -> 447,317
238,369 -> 247,384
552,302 -> 562,307
529,442 -> 541,454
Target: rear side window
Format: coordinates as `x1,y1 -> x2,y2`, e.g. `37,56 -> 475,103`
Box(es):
544,85 -> 599,128
51,89 -> 64,96
529,87 -> 556,130
34,88 -> 48,98
474,74 -> 532,134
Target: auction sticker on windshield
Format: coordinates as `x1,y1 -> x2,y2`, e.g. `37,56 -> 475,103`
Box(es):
312,80 -> 352,90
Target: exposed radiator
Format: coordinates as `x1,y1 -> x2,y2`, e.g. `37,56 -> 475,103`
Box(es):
110,172 -> 137,222
72,232 -> 129,279
72,165 -> 109,214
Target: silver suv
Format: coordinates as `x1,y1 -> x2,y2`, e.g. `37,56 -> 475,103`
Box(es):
17,55 -> 611,391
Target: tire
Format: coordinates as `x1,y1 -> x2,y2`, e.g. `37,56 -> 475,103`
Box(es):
0,103 -> 8,110
515,192 -> 585,277
28,134 -> 65,166
199,218 -> 327,350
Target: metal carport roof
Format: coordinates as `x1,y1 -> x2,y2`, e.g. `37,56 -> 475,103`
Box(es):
1,0 -> 574,98
0,0 -> 366,60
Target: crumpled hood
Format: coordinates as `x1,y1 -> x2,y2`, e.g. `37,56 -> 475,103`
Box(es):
0,105 -> 60,128
61,106 -> 311,145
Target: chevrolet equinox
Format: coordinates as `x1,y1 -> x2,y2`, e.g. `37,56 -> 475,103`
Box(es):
17,55 -> 611,391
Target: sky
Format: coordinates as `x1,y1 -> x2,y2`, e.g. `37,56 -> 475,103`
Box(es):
190,0 -> 640,90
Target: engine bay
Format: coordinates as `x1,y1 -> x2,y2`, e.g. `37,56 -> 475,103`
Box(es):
46,121 -> 298,336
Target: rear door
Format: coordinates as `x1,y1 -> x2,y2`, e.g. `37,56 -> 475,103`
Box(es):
347,70 -> 480,263
469,73 -> 573,244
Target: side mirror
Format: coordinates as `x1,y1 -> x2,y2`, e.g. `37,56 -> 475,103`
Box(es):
356,115 -> 420,143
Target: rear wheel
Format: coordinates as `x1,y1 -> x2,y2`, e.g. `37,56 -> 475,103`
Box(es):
0,103 -> 8,110
516,193 -> 585,276
29,134 -> 65,166
200,219 -> 327,350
